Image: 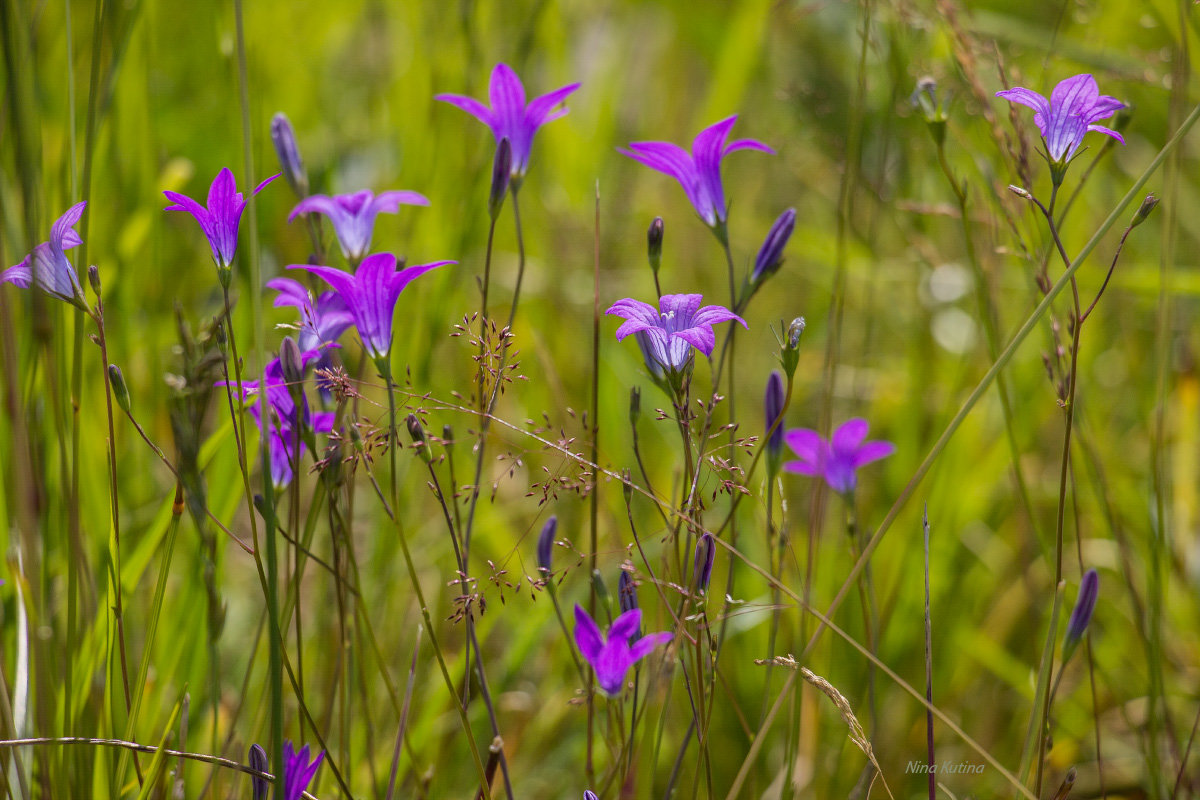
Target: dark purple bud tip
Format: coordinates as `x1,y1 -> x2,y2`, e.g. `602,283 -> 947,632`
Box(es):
271,112 -> 307,196
537,515 -> 557,573
584,791 -> 599,800
108,365 -> 131,415
618,570 -> 641,639
765,370 -> 786,466
1064,569 -> 1099,648
87,264 -> 101,295
406,414 -> 432,464
752,208 -> 795,284
279,336 -> 304,388
248,743 -> 269,800
647,216 -> 664,274
489,138 -> 513,221
693,533 -> 716,593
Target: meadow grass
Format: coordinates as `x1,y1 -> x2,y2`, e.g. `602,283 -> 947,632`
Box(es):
1,0 -> 1198,798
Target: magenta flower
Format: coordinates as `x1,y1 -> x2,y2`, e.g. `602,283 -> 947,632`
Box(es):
281,740 -> 324,800
267,277 -> 354,352
619,116 -> 773,228
289,253 -> 452,361
2,201 -> 88,309
574,605 -> 672,696
783,418 -> 894,495
996,74 -> 1125,164
436,62 -> 581,179
164,168 -> 278,270
607,293 -> 746,373
290,189 -> 429,263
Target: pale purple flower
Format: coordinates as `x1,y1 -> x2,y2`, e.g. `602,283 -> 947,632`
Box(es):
574,604 -> 672,696
2,201 -> 88,308
996,74 -> 1125,163
607,293 -> 746,372
281,740 -> 324,800
290,189 -> 429,263
267,277 -> 354,352
289,253 -> 452,361
783,418 -> 894,495
619,116 -> 774,227
436,62 -> 581,179
164,168 -> 278,269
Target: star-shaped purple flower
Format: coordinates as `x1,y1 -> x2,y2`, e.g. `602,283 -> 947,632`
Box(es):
574,605 -> 672,696
619,116 -> 773,228
290,189 -> 429,264
2,201 -> 88,309
436,62 -> 581,180
996,74 -> 1125,164
289,252 -> 452,361
164,168 -> 278,270
280,740 -> 324,800
783,418 -> 894,495
267,277 -> 354,352
607,293 -> 746,373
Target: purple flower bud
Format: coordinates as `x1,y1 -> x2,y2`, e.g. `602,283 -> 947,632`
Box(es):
248,743 -> 269,800
618,570 -> 640,641
787,317 -> 805,350
1132,194 -> 1159,228
693,533 -> 715,593
489,138 -> 512,221
537,516 -> 557,573
87,264 -> 101,295
109,365 -> 131,415
271,112 -> 307,197
406,414 -> 432,464
752,208 -> 795,284
279,336 -> 304,389
647,217 -> 664,275
765,371 -> 785,472
584,791 -> 599,800
1064,569 -> 1099,650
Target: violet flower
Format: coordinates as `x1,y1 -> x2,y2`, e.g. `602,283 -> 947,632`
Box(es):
783,418 -> 894,495
1062,568 -> 1099,661
2,201 -> 89,309
267,277 -> 354,352
164,168 -> 278,275
574,604 -> 672,696
996,74 -> 1125,165
607,293 -> 746,373
281,740 -> 324,800
289,253 -> 452,362
436,62 -> 581,181
619,116 -> 773,228
289,189 -> 429,264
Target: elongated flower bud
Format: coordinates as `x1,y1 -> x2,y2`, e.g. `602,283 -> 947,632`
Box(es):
1062,569 -> 1098,664
406,414 -> 432,464
781,317 -> 805,378
752,209 -> 795,284
1131,194 -> 1159,228
693,533 -> 715,594
109,365 -> 132,415
88,264 -> 102,296
249,743 -> 269,800
647,217 -> 664,276
765,371 -> 785,476
489,138 -> 513,222
271,112 -> 308,197
584,792 -> 599,800
618,570 -> 640,640
279,336 -> 304,389
537,516 -> 557,573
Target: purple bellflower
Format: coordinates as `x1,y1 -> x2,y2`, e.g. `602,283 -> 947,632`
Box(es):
289,253 -> 452,363
1062,568 -> 1099,661
607,293 -> 746,374
436,62 -> 581,181
2,201 -> 89,309
619,116 -> 773,228
267,277 -> 355,352
164,168 -> 278,275
281,740 -> 325,800
783,418 -> 894,495
996,75 -> 1125,166
574,604 -> 672,696
289,189 -> 429,264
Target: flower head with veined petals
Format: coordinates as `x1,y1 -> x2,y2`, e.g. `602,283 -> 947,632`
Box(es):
289,253 -> 452,361
607,293 -> 746,373
2,201 -> 88,309
996,74 -> 1125,164
164,168 -> 278,269
436,62 -> 581,179
290,189 -> 429,263
619,116 -> 774,228
783,418 -> 894,495
574,605 -> 672,696
281,740 -> 324,800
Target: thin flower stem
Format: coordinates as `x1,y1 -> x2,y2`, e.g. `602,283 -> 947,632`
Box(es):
587,182 -> 603,789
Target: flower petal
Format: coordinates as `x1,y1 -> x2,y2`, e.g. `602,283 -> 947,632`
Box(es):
628,631 -> 673,662
573,604 -> 604,661
832,418 -> 870,452
609,608 -> 642,643
370,190 -> 431,213
489,63 -> 527,139
995,87 -> 1051,120
435,93 -> 495,127
783,428 -> 822,462
526,82 -> 581,126
851,440 -> 895,468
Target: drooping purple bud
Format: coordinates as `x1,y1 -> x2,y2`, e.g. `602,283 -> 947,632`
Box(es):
765,371 -> 785,474
693,533 -> 715,594
618,570 -> 640,641
647,217 -> 664,275
406,414 -> 432,464
248,743 -> 269,800
279,336 -> 304,389
489,138 -> 513,221
537,516 -> 557,573
752,208 -> 795,284
87,264 -> 102,296
271,112 -> 308,197
1063,569 -> 1099,658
